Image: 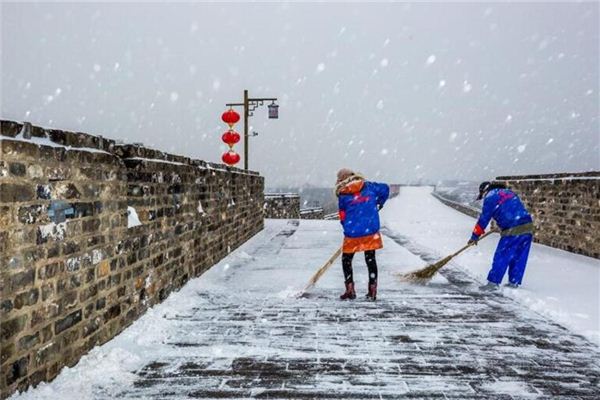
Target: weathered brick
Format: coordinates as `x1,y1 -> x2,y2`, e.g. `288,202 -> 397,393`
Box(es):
1,299 -> 14,313
36,184 -> 52,200
41,283 -> 55,301
82,317 -> 102,338
35,342 -> 58,367
18,205 -> 45,224
56,274 -> 81,292
31,304 -> 59,327
38,262 -> 61,279
14,288 -> 39,309
96,297 -> 106,310
1,315 -> 28,340
46,244 -> 61,258
62,241 -> 80,256
18,332 -> 40,351
40,324 -> 53,343
9,162 -> 26,176
7,269 -> 35,292
27,164 -> 44,179
103,304 -> 121,322
97,260 -> 110,277
6,357 -> 29,386
0,206 -> 12,225
23,247 -> 45,265
58,290 -> 79,311
54,309 -> 82,334
1,342 -> 15,364
0,183 -> 35,203
2,139 -> 39,158
65,256 -> 82,272
0,231 -> 8,253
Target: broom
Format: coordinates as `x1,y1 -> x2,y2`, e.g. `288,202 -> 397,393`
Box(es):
296,247 -> 342,297
398,231 -> 495,283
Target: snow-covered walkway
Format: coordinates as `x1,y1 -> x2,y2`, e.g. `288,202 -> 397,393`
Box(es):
12,189 -> 600,399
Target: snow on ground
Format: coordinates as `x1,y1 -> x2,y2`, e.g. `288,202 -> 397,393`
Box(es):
10,220 -> 429,399
381,186 -> 600,346
11,216 -> 600,399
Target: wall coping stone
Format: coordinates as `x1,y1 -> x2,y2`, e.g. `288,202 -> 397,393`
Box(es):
496,171 -> 599,181
1,119 -> 259,176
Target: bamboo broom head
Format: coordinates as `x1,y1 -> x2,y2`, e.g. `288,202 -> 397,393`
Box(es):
398,255 -> 453,283
398,231 -> 493,284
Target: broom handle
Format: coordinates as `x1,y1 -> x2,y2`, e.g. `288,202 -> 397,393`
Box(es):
448,230 -> 495,259
302,247 -> 342,292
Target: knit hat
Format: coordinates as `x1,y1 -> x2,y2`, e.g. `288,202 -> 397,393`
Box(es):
336,168 -> 354,183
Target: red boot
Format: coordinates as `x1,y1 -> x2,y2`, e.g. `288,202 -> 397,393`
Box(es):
340,282 -> 356,300
366,283 -> 377,301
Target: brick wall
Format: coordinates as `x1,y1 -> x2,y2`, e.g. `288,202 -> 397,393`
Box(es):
495,172 -> 599,259
264,193 -> 300,219
0,120 -> 264,398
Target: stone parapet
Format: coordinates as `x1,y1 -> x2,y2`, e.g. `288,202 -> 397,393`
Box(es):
496,172 -> 599,259
0,120 -> 264,397
264,193 -> 300,219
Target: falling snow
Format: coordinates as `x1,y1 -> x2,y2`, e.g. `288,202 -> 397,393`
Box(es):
463,81 -> 472,93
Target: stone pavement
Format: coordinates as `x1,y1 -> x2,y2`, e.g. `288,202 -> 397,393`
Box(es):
16,219 -> 600,399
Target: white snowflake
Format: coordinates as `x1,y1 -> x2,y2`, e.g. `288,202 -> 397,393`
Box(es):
463,81 -> 472,93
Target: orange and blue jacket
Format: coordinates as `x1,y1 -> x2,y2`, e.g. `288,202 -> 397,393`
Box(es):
338,180 -> 390,238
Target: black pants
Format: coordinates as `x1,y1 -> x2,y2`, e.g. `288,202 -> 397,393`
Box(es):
342,250 -> 377,285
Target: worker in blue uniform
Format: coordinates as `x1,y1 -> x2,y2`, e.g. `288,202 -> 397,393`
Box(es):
469,181 -> 534,290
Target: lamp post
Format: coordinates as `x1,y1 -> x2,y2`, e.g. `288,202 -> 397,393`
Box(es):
225,89 -> 278,170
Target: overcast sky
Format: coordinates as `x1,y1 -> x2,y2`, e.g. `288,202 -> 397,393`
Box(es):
2,1 -> 598,187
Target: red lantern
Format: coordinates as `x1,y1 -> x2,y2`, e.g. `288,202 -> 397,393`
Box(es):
221,109 -> 240,127
221,130 -> 241,146
222,150 -> 240,165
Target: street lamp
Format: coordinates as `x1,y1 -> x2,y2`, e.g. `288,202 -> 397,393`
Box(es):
224,89 -> 278,170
